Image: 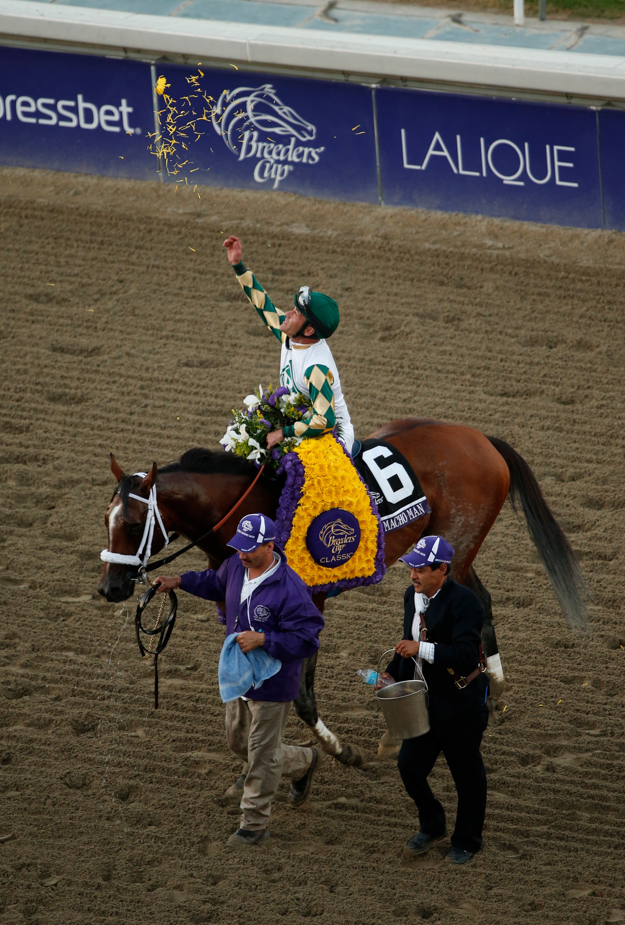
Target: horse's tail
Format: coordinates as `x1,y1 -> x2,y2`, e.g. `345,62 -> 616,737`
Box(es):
487,436 -> 589,631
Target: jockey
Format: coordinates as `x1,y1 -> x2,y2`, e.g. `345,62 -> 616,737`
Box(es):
223,236 -> 355,455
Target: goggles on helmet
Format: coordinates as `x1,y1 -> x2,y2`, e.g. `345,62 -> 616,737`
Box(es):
296,286 -> 312,314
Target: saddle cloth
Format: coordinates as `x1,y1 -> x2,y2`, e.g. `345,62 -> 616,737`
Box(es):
353,439 -> 431,534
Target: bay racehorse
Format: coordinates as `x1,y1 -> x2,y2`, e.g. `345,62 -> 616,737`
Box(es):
98,417 -> 588,767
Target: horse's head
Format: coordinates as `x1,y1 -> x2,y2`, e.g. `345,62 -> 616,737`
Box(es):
97,455 -> 158,603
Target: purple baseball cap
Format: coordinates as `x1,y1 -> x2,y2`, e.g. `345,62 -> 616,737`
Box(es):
399,535 -> 455,568
227,513 -> 276,553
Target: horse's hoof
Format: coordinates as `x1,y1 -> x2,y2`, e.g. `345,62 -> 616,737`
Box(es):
377,730 -> 401,760
336,744 -> 364,768
224,773 -> 247,800
488,676 -> 507,700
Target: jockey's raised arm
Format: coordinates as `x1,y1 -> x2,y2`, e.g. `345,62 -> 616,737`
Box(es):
223,236 -> 355,454
224,235 -> 287,344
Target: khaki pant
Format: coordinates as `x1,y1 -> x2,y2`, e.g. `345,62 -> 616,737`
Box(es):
225,698 -> 313,832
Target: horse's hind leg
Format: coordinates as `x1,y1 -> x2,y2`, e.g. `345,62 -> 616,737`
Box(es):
462,567 -> 506,700
295,652 -> 363,768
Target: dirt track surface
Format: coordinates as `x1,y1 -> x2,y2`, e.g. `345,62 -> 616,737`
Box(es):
1,166 -> 625,925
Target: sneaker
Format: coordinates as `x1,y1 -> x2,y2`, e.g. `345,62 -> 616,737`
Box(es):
226,828 -> 269,847
404,829 -> 447,857
288,748 -> 319,807
446,846 -> 476,865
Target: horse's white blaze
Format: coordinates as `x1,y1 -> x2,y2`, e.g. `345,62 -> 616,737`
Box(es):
313,718 -> 342,756
108,502 -> 122,548
486,652 -> 504,684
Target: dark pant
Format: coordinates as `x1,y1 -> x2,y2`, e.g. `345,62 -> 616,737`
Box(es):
397,705 -> 488,853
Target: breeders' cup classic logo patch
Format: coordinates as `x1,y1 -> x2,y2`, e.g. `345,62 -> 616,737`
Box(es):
212,84 -> 324,190
241,520 -> 253,532
253,605 -> 272,622
306,509 -> 361,569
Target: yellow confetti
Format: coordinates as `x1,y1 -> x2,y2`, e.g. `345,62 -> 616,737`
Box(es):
126,131 -> 133,136
352,125 -> 360,130
198,69 -> 204,76
503,705 -> 507,712
229,64 -> 239,69
86,309 -> 94,312
539,703 -> 543,706
48,283 -> 55,287
155,76 -> 169,95
119,156 -> 124,159
355,132 -> 365,135
189,247 -> 196,252
557,700 -> 562,704
176,416 -> 180,420
190,167 -> 199,172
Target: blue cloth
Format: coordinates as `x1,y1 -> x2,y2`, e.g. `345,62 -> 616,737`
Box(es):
218,633 -> 282,703
180,553 -> 323,702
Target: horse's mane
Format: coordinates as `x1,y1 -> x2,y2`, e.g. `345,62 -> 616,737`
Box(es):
160,447 -> 259,478
111,449 -> 262,513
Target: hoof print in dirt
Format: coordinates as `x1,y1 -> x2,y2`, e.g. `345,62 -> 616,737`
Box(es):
62,770 -> 89,790
69,714 -> 99,736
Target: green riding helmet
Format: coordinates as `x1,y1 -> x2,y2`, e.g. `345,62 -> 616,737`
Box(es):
294,286 -> 340,339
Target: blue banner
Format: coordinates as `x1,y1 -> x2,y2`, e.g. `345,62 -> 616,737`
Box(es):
598,109 -> 625,232
0,46 -> 156,179
153,65 -> 379,203
376,87 -> 603,229
0,43 -> 619,230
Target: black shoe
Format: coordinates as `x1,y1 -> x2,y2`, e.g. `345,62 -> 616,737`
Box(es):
446,846 -> 476,865
226,828 -> 269,847
404,829 -> 447,857
288,748 -> 319,807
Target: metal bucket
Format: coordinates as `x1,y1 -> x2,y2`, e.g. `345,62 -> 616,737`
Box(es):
375,649 -> 430,741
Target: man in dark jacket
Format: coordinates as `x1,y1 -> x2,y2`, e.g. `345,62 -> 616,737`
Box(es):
382,535 -> 488,865
155,513 -> 324,847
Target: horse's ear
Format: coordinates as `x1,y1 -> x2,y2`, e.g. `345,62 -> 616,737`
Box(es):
110,453 -> 125,483
140,462 -> 158,493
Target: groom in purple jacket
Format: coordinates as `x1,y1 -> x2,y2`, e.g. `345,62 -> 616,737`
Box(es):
155,513 -> 324,847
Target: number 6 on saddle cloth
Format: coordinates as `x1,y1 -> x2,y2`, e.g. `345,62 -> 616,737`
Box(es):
134,582 -> 178,710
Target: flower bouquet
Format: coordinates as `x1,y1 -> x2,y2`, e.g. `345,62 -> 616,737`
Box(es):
221,385 -> 314,471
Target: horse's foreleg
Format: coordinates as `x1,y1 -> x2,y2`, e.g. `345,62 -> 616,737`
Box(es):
295,652 -> 363,768
463,567 -> 506,701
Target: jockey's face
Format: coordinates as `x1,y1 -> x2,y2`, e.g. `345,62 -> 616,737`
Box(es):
280,307 -> 316,340
238,541 -> 275,574
410,563 -> 448,598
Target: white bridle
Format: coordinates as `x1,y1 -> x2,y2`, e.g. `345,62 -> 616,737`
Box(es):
100,472 -> 170,570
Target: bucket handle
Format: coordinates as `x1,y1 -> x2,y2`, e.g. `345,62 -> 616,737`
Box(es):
377,649 -> 428,691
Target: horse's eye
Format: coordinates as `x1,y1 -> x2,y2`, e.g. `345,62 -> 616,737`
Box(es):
129,524 -> 143,538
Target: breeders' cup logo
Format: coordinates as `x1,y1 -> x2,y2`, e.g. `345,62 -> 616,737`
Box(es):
319,519 -> 356,552
241,520 -> 253,532
212,84 -> 324,190
306,509 -> 361,569
253,605 -> 272,623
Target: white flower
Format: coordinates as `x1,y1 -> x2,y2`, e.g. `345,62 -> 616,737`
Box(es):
244,394 -> 260,410
239,423 -> 248,439
221,426 -> 238,451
